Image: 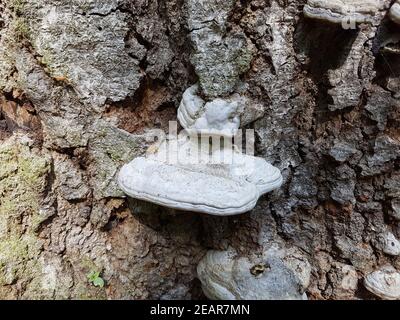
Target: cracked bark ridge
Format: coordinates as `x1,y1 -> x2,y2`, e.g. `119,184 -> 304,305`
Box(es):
187,0 -> 254,98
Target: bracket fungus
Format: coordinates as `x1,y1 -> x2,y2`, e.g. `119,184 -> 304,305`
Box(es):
196,248 -> 310,300
390,0 -> 400,25
375,232 -> 400,256
118,127 -> 283,216
118,82 -> 283,216
364,266 -> 400,300
303,0 -> 386,25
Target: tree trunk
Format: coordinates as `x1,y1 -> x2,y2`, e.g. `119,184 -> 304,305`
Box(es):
0,0 -> 399,300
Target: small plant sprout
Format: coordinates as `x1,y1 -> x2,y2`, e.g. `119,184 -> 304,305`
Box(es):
87,271 -> 105,288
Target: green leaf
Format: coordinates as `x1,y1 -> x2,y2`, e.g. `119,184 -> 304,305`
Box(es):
87,271 -> 98,281
93,277 -> 105,288
87,270 -> 105,288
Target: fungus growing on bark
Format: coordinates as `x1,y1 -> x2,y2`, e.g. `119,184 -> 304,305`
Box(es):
177,84 -> 241,137
196,248 -> 310,300
364,266 -> 400,300
390,0 -> 400,25
118,135 -> 282,216
177,84 -> 262,137
375,232 -> 400,256
303,0 -> 386,25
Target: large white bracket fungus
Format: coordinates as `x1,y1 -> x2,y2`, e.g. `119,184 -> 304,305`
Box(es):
118,130 -> 282,216
118,86 -> 282,215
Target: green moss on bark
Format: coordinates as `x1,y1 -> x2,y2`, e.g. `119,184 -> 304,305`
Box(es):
0,136 -> 50,298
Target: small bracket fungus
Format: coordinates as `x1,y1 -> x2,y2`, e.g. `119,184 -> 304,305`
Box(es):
197,248 -> 310,300
304,0 -> 386,26
374,232 -> 400,256
364,266 -> 400,300
390,0 -> 400,25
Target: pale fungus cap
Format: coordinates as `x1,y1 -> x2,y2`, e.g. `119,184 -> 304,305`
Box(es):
304,0 -> 386,24
364,266 -> 400,300
375,232 -> 400,256
390,1 -> 400,25
118,137 -> 283,216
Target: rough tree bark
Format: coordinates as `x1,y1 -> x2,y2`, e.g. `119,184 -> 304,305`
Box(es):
0,0 -> 399,300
